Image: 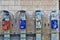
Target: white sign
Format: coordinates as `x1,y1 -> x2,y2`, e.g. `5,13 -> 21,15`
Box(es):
51,34 -> 57,40
36,34 -> 41,40
20,34 -> 26,40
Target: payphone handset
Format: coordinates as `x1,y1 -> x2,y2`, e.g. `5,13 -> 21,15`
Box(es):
2,10 -> 10,30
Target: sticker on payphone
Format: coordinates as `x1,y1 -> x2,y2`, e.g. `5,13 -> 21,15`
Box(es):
20,20 -> 26,29
2,18 -> 10,30
51,20 -> 58,29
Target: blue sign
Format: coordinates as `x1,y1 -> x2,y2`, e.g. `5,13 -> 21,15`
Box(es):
19,20 -> 26,29
51,20 -> 58,29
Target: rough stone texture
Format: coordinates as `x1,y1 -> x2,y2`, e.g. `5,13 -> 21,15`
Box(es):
41,15 -> 51,40
26,11 -> 35,33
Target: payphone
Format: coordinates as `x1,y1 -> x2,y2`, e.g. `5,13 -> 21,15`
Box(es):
19,10 -> 26,40
35,10 -> 42,40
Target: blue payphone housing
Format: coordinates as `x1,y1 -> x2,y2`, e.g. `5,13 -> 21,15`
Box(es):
19,10 -> 26,29
51,10 -> 58,29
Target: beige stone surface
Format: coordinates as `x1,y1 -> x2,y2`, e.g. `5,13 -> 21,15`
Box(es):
41,15 -> 51,40
26,13 -> 35,33
0,0 -> 58,10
